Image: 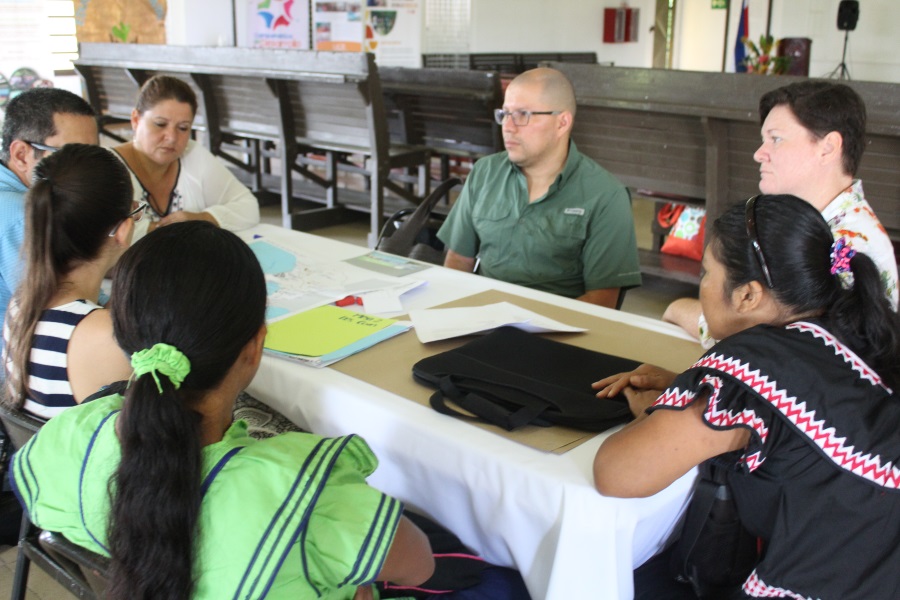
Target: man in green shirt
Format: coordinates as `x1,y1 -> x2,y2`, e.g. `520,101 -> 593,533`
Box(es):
437,68 -> 641,308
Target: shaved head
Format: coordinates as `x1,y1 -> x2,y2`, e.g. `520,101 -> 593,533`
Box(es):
509,68 -> 577,117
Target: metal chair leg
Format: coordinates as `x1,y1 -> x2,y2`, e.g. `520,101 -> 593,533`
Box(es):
10,514 -> 32,600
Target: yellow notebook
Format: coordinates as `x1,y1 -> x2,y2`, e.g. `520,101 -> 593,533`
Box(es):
264,305 -> 398,358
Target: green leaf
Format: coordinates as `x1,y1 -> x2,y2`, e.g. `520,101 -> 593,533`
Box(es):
111,21 -> 131,43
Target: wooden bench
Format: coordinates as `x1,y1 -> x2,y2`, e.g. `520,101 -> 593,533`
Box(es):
549,62 -> 900,284
468,53 -> 522,75
75,44 -> 432,244
520,52 -> 598,71
422,52 -> 599,75
379,66 -> 503,184
72,61 -> 140,142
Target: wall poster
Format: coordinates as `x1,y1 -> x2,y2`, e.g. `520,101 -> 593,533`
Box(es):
313,1 -> 363,52
364,0 -> 421,67
248,0 -> 311,49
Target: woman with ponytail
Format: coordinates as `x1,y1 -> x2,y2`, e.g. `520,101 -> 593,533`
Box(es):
592,195 -> 900,599
3,143 -> 138,417
10,221 -> 434,600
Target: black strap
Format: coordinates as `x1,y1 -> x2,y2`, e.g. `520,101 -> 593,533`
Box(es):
82,380 -> 129,403
0,425 -> 10,493
675,469 -> 720,577
429,376 -> 550,431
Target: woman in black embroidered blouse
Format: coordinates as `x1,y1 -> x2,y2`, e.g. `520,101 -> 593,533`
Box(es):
593,195 -> 900,599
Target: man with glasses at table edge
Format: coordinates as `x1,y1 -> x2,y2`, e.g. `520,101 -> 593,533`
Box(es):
0,88 -> 98,330
437,67 -> 641,309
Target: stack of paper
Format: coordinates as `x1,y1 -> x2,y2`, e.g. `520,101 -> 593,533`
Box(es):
408,301 -> 586,343
264,305 -> 411,368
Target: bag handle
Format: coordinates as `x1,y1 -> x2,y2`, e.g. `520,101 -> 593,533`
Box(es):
429,376 -> 549,431
656,202 -> 685,228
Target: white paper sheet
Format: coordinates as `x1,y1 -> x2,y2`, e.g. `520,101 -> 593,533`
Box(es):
408,301 -> 586,343
360,280 -> 428,314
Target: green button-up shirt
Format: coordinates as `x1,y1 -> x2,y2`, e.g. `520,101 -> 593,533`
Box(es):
438,142 -> 641,298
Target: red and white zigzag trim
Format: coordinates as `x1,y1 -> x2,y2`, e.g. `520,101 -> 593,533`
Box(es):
655,375 -> 768,470
694,352 -> 900,489
787,321 -> 892,393
742,569 -> 819,599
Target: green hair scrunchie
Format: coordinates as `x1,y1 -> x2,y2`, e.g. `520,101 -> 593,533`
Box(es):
130,343 -> 191,394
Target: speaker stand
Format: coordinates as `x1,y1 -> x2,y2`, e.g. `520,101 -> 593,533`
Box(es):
827,29 -> 851,80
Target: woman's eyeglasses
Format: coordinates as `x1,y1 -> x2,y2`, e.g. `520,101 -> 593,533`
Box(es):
108,202 -> 150,237
745,195 -> 775,288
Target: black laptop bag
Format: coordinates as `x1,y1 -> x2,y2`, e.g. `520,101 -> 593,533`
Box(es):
413,326 -> 641,432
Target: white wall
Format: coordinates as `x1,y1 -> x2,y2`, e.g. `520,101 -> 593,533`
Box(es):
166,0 -> 235,47
770,0 -> 900,82
468,0 -> 657,68
672,0 -> 734,72
3,0 -> 893,87
162,0 -> 900,82
674,0 -> 900,83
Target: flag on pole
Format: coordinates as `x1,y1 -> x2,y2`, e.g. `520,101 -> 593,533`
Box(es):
734,0 -> 749,73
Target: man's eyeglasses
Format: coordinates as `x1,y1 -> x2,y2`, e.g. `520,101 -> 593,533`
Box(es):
108,202 -> 150,237
494,109 -> 562,127
745,195 -> 775,288
24,140 -> 59,154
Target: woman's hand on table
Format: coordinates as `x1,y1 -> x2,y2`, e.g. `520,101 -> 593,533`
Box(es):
592,363 -> 677,399
620,387 -> 665,419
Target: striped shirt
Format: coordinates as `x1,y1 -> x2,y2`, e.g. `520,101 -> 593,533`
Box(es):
4,300 -> 100,419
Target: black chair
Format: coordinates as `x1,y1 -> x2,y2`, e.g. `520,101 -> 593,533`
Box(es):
37,530 -> 110,599
0,404 -> 44,600
376,177 -> 461,265
1,404 -> 110,600
0,403 -> 45,452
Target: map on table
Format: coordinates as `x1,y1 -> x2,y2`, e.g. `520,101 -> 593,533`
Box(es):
248,240 -> 417,321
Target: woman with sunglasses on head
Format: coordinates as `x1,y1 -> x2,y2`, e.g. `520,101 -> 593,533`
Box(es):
11,221 -> 434,600
593,195 -> 900,599
3,144 -> 140,418
113,75 -> 259,241
664,81 -> 898,347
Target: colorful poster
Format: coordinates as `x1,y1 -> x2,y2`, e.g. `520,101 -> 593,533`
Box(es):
313,1 -> 363,52
249,0 -> 311,49
364,0 -> 421,67
0,0 -> 51,86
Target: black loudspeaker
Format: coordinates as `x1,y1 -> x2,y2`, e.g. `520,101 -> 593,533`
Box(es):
837,0 -> 859,31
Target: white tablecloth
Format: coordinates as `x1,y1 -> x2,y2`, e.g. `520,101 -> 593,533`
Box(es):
242,224 -> 698,599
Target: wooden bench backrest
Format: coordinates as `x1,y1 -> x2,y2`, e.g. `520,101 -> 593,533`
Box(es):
379,66 -> 503,156
469,53 -> 521,74
283,73 -> 378,151
76,44 -> 383,153
191,72 -> 281,142
520,52 -> 597,71
73,63 -> 140,121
